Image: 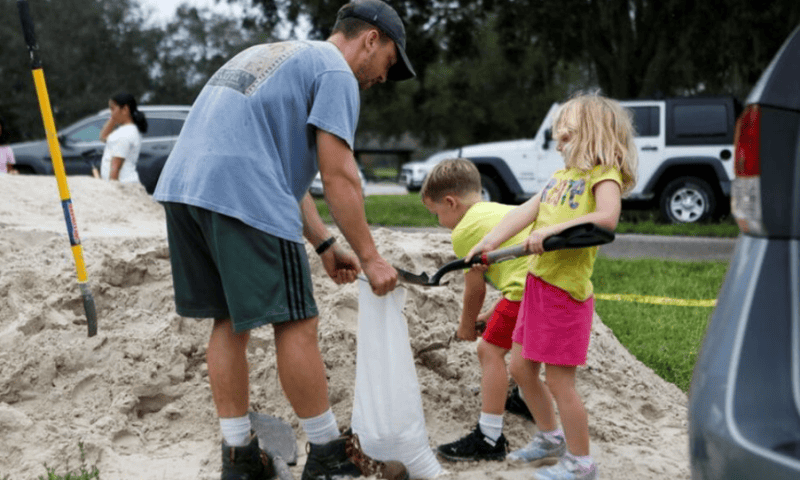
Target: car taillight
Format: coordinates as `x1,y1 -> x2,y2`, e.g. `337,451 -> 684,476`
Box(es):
731,105 -> 766,235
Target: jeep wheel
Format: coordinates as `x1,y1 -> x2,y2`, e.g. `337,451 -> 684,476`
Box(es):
660,177 -> 716,224
480,174 -> 502,202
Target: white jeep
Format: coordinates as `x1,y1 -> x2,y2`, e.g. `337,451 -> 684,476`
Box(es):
402,97 -> 740,223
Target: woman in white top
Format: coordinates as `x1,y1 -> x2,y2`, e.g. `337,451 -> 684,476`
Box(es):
99,92 -> 147,183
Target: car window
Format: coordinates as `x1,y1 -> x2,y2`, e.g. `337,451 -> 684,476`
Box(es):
144,118 -> 184,138
66,119 -> 106,143
673,105 -> 728,138
629,106 -> 660,137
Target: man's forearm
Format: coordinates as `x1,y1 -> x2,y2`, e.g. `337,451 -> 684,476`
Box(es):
323,175 -> 379,264
300,193 -> 333,248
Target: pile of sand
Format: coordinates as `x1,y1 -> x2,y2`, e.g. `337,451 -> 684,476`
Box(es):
0,175 -> 689,479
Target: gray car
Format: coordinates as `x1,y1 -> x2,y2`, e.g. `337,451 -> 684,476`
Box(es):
688,25 -> 800,479
9,105 -> 190,193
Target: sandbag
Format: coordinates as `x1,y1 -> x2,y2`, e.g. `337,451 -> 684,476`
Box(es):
351,282 -> 444,479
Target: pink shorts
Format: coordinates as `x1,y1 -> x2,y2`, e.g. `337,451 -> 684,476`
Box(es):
482,298 -> 520,350
512,274 -> 594,366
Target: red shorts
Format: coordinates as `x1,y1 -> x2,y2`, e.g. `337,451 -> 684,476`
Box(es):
482,298 -> 521,350
512,274 -> 594,366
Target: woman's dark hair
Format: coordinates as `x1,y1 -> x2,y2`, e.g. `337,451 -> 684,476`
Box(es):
0,116 -> 10,144
111,92 -> 148,134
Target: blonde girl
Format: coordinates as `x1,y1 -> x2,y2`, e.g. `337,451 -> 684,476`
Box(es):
467,92 -> 637,480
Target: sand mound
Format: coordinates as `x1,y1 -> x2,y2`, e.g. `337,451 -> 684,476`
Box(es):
0,175 -> 688,479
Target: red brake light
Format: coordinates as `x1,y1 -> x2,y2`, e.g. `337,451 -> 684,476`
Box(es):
734,105 -> 761,177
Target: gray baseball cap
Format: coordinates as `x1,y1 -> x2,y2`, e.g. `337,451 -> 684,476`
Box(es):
338,0 -> 416,81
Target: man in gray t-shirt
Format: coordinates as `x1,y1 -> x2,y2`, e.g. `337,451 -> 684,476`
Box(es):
153,1 -> 415,479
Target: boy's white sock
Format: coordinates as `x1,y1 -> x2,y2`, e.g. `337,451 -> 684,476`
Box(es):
219,415 -> 252,447
300,408 -> 340,446
478,412 -> 504,442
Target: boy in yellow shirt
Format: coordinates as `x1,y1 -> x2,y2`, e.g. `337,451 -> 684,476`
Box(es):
420,158 -> 532,461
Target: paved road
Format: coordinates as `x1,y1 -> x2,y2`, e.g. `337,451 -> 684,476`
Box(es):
597,234 -> 736,262
364,182 -> 409,196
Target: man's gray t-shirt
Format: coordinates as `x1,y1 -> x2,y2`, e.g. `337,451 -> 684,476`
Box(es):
154,40 -> 360,243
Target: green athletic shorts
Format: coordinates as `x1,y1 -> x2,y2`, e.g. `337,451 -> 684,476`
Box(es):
163,202 -> 318,332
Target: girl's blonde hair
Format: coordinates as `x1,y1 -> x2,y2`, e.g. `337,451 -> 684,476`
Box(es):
552,92 -> 638,194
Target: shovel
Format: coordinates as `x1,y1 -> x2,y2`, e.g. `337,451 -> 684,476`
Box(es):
17,0 -> 97,336
249,411 -> 297,480
396,222 -> 615,287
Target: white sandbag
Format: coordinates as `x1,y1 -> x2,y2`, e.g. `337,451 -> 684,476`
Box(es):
351,282 -> 444,479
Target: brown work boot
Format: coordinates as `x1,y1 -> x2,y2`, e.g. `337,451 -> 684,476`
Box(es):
221,434 -> 276,480
301,431 -> 409,480
345,433 -> 409,480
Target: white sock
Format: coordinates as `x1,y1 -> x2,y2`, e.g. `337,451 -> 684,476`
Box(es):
300,408 -> 340,446
478,412 -> 504,442
220,415 -> 251,447
540,428 -> 565,443
567,452 -> 594,468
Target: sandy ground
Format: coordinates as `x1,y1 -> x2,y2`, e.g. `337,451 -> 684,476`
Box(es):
0,174 -> 689,480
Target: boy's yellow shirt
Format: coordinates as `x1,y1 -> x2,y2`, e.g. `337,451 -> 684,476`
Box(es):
451,202 -> 533,301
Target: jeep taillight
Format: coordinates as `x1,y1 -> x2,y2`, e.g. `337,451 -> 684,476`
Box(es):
731,105 -> 765,235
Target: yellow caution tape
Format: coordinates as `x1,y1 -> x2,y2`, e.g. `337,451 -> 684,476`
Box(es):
595,293 -> 717,308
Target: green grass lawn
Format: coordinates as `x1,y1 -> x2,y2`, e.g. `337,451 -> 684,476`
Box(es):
315,193 -> 740,237
315,194 -> 440,227
369,167 -> 399,181
593,257 -> 729,392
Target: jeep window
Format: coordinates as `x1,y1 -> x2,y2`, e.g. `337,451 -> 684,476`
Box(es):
66,119 -> 106,143
629,107 -> 659,137
673,105 -> 728,138
144,118 -> 184,138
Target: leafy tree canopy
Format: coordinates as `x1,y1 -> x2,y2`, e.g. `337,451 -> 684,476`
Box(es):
2,0 -> 798,152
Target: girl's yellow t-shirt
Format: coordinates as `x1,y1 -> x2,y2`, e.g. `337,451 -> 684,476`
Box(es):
530,166 -> 623,301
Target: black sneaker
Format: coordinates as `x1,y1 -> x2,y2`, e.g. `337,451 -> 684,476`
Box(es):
505,386 -> 535,423
221,435 -> 276,480
436,424 -> 507,462
301,432 -> 409,480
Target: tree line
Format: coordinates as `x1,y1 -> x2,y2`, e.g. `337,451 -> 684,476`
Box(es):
1,0 -> 798,153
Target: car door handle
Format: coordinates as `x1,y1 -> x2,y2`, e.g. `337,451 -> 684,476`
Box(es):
641,146 -> 658,151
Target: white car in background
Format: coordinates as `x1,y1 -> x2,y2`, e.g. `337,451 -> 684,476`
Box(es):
399,149 -> 459,192
309,168 -> 366,197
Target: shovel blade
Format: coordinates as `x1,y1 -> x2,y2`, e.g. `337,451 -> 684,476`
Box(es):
396,267 -> 436,286
249,411 -> 297,466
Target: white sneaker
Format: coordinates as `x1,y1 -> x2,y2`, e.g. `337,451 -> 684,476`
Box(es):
507,431 -> 566,465
533,455 -> 598,480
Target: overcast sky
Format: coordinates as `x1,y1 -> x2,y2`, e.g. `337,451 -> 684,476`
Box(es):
138,0 -> 309,39
139,0 -> 244,23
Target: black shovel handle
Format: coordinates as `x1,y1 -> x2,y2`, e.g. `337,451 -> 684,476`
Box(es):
18,0 -> 42,69
427,222 -> 615,286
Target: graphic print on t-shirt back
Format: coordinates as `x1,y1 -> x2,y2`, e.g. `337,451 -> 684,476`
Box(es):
540,178 -> 586,209
207,42 -> 308,96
